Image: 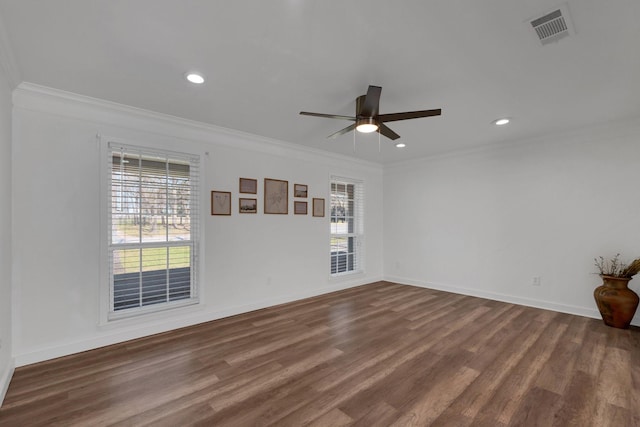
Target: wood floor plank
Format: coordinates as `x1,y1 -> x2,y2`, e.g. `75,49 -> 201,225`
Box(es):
477,319 -> 569,426
534,315 -> 586,395
433,308 -> 549,422
390,365 -> 480,426
1,281 -> 638,426
346,400 -> 399,427
508,386 -> 564,427
595,346 -> 632,409
306,408 -> 353,426
552,370 -> 599,427
113,360 -> 284,426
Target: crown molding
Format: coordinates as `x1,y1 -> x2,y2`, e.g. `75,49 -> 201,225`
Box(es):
13,82 -> 383,173
385,114 -> 640,172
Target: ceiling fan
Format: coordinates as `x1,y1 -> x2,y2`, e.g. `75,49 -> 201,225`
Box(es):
300,85 -> 441,141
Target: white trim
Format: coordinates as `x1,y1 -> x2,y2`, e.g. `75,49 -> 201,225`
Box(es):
100,136 -> 202,323
98,134 -> 110,325
384,275 -> 615,322
0,359 -> 15,408
329,270 -> 366,283
384,115 -> 640,171
330,176 -> 365,276
13,83 -> 383,171
14,276 -> 382,367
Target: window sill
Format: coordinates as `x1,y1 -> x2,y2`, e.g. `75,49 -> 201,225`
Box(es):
329,270 -> 364,280
99,299 -> 202,329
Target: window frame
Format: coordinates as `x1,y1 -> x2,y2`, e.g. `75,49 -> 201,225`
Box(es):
101,139 -> 201,322
330,176 -> 364,277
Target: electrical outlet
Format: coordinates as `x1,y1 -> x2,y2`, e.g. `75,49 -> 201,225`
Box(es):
532,276 -> 541,286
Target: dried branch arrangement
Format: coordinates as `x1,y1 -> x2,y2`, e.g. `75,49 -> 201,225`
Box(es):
594,253 -> 640,278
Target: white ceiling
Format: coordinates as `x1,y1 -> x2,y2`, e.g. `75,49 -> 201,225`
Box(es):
1,0 -> 639,164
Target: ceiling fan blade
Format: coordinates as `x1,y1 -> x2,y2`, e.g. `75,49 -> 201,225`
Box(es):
377,109 -> 442,123
300,111 -> 356,121
327,123 -> 357,139
378,124 -> 400,140
360,85 -> 382,117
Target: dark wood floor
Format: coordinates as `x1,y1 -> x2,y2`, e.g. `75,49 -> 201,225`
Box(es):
1,281 -> 639,426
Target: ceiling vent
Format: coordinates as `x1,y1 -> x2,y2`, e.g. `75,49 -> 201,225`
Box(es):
529,4 -> 574,45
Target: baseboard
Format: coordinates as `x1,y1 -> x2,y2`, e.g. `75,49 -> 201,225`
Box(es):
0,359 -> 15,408
384,275 -> 634,323
14,276 -> 381,367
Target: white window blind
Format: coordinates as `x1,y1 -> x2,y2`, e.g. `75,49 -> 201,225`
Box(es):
107,142 -> 200,318
330,176 -> 364,275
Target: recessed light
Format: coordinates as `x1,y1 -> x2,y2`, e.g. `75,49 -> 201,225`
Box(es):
395,142 -> 406,148
493,118 -> 510,126
185,73 -> 205,84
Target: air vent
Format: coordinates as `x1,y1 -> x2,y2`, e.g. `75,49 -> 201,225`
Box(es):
529,4 -> 574,45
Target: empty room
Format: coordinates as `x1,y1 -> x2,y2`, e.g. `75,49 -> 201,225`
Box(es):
0,1 -> 639,426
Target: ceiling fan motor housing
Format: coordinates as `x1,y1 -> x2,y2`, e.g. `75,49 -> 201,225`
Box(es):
355,94 -> 379,132
356,94 -> 367,116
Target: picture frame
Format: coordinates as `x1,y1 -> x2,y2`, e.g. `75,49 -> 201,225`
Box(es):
294,183 -> 308,198
264,178 -> 288,214
239,198 -> 257,214
294,201 -> 307,215
313,198 -> 325,217
239,177 -> 257,194
211,191 -> 231,215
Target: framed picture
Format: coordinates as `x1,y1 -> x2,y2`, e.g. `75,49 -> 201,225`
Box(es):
294,183 -> 308,198
313,198 -> 325,217
264,178 -> 288,214
294,201 -> 307,215
239,198 -> 257,214
211,191 -> 231,215
239,177 -> 257,194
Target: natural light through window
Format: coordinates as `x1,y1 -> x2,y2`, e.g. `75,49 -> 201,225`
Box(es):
330,177 -> 364,275
108,143 -> 200,318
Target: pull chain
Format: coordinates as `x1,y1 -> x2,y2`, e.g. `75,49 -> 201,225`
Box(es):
353,127 -> 356,152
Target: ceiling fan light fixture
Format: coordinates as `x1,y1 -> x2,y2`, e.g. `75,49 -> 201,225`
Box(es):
493,118 -> 510,126
395,143 -> 406,148
356,117 -> 379,133
185,72 -> 205,84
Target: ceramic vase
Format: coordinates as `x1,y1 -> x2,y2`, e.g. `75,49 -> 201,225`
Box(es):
593,275 -> 639,329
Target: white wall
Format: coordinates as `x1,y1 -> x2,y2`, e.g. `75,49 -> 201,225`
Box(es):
384,119 -> 640,326
0,46 -> 13,406
9,81 -> 640,373
11,84 -> 384,366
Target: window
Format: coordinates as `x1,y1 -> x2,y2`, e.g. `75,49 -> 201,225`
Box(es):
330,177 -> 364,275
107,142 -> 200,319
